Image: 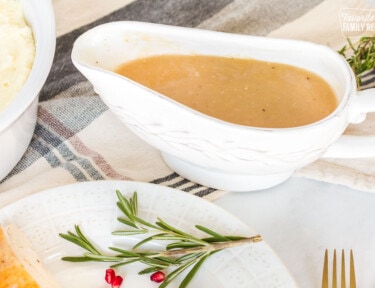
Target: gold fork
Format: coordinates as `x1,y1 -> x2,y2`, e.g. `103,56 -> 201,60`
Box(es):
322,249 -> 356,288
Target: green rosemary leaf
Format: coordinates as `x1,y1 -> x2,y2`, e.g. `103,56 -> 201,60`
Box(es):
223,235 -> 248,241
83,253 -> 123,262
195,225 -> 230,241
61,256 -> 93,262
67,231 -> 77,237
138,255 -> 172,268
201,235 -> 247,243
130,191 -> 138,215
112,229 -> 148,236
108,247 -> 141,257
156,218 -> 207,245
158,258 -> 197,288
154,256 -> 181,265
131,214 -> 160,229
155,218 -> 187,236
59,233 -> 82,246
179,253 -> 211,288
138,266 -> 165,275
117,217 -> 137,228
131,233 -> 168,250
152,235 -> 192,241
166,242 -> 203,250
110,259 -> 139,268
175,252 -> 204,263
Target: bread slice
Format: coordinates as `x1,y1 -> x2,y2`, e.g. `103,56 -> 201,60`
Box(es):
0,224 -> 60,288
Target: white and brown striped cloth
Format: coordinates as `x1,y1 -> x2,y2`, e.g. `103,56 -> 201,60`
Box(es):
1,0 -> 375,207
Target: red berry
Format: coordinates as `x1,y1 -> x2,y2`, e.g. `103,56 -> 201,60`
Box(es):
105,269 -> 116,284
150,271 -> 165,283
111,275 -> 123,288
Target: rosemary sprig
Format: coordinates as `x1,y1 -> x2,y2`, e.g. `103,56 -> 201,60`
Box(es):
59,190 -> 262,288
338,36 -> 375,88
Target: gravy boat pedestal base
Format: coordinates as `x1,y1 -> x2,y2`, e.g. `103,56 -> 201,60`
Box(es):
162,153 -> 293,192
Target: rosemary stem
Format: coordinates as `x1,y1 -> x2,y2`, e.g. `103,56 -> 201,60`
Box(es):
158,234 -> 263,257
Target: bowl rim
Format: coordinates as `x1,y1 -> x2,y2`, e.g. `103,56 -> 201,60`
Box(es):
0,0 -> 56,132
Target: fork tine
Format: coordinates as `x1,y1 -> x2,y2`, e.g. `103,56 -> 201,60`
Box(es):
350,250 -> 356,288
332,250 -> 337,288
322,249 -> 329,288
341,250 -> 346,288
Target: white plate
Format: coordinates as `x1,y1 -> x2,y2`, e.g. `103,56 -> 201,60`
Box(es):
0,180 -> 296,287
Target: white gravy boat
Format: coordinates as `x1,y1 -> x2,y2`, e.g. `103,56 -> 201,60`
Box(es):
72,21 -> 375,192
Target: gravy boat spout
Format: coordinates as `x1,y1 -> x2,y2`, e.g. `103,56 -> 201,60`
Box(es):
71,21 -> 357,192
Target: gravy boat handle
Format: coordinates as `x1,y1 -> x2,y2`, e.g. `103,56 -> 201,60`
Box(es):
323,88 -> 375,158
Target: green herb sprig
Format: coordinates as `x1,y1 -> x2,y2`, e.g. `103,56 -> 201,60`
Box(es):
338,36 -> 375,88
59,190 -> 262,288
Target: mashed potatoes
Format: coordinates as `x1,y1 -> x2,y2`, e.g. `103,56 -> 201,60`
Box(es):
0,0 -> 35,112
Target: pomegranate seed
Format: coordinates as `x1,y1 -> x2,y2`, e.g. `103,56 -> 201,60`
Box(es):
105,269 -> 116,284
150,271 -> 165,283
111,275 -> 123,288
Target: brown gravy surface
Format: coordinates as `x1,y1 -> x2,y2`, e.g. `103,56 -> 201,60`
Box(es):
115,55 -> 338,128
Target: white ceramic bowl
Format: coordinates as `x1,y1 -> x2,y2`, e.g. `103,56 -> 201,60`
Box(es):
0,0 -> 55,181
72,21 -> 375,192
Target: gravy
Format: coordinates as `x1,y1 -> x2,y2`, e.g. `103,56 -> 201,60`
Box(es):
115,55 -> 337,128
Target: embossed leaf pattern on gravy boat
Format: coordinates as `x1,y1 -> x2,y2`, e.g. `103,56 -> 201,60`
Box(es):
71,21 -> 375,191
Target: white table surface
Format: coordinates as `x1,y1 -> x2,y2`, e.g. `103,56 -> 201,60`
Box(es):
214,176 -> 375,288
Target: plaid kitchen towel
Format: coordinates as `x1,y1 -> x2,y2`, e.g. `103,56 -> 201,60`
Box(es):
1,0 -> 375,207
